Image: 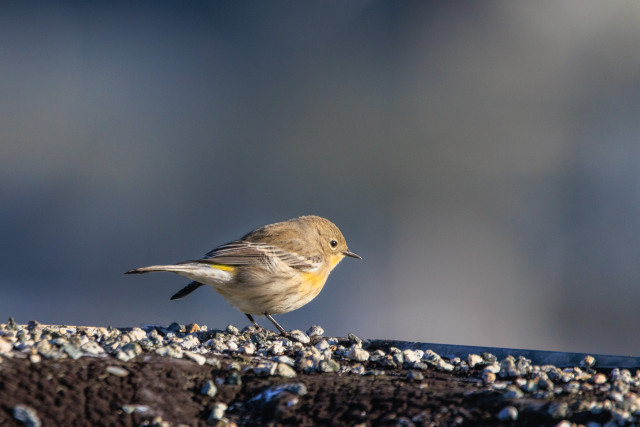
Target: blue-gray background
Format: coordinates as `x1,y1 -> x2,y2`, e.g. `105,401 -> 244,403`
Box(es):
2,1 -> 640,355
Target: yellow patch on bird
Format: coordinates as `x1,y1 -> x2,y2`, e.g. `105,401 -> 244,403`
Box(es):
330,254 -> 344,269
209,264 -> 236,273
299,271 -> 328,296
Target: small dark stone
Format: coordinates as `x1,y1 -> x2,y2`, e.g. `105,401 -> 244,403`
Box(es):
407,370 -> 424,381
348,333 -> 362,345
227,371 -> 242,386
250,331 -> 268,346
27,320 -> 41,331
481,353 -> 497,364
167,322 -> 184,333
547,402 -> 570,419
200,380 -> 218,397
7,317 -> 19,331
13,405 -> 41,427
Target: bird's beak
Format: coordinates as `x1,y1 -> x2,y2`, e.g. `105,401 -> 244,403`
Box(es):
342,250 -> 362,260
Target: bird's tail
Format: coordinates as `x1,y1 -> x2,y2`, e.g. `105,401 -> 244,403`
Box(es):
124,264 -> 195,274
125,262 -> 235,301
170,281 -> 205,300
124,264 -> 209,300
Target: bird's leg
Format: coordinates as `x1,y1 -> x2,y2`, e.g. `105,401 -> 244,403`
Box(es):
264,313 -> 288,336
245,314 -> 262,331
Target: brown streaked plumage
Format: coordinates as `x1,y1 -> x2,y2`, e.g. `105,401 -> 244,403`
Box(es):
125,215 -> 361,335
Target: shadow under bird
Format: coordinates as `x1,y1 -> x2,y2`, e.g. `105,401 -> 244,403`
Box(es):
125,215 -> 361,335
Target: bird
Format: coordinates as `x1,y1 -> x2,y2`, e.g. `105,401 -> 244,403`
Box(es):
125,215 -> 361,335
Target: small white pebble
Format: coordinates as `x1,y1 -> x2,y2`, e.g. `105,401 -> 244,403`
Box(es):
106,366 -> 129,377
497,406 -> 518,421
346,345 -> 370,362
276,363 -> 297,378
289,330 -> 310,344
276,355 -> 295,366
210,402 -> 227,420
238,343 -> 256,355
306,325 -> 324,337
315,340 -> 330,351
184,351 -> 206,366
402,349 -> 421,364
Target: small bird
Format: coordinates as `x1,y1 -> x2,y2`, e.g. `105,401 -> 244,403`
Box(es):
125,215 -> 361,335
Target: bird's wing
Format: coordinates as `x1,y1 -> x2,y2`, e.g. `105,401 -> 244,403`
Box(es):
194,240 -> 322,272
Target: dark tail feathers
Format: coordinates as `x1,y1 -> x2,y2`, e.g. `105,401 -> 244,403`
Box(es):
170,281 -> 205,300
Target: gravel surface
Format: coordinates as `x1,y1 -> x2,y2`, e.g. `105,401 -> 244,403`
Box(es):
1,318 -> 640,426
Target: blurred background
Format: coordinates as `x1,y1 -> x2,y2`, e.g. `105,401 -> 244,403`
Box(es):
2,1 -> 640,355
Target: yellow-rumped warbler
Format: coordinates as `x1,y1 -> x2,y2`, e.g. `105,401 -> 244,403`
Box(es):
125,215 -> 360,335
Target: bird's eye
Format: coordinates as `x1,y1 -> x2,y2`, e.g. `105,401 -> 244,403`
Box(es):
329,239 -> 338,248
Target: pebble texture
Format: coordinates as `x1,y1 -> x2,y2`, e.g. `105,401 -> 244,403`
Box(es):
1,318 -> 640,426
